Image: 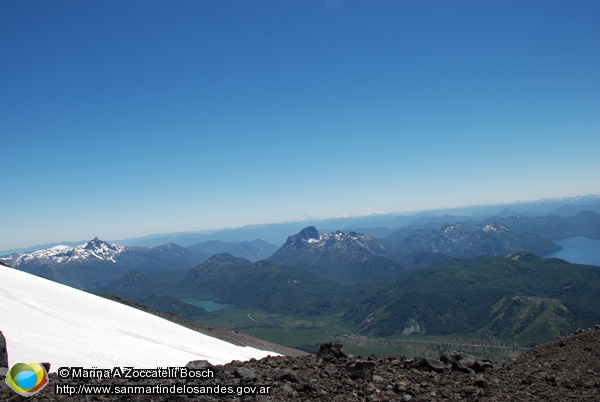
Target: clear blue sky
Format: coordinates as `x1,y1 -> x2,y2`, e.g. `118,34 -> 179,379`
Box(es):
1,0 -> 598,250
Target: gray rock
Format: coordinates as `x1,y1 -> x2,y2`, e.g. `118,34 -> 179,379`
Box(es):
234,367 -> 258,381
474,373 -> 489,388
317,343 -> 347,362
281,383 -> 295,394
276,367 -> 298,383
464,385 -> 478,394
0,331 -> 7,368
417,357 -> 446,373
441,351 -> 493,373
373,374 -> 385,383
348,361 -> 376,380
473,359 -> 494,373
186,360 -> 213,370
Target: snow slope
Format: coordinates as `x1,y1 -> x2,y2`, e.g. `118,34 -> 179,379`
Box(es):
0,266 -> 279,369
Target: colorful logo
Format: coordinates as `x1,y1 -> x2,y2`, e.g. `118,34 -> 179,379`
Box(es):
5,362 -> 49,396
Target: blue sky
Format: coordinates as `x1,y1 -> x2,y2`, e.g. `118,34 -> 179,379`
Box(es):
1,0 -> 598,250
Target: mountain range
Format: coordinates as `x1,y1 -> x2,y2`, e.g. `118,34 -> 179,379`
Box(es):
0,238 -> 209,289
3,195 -> 598,256
96,253 -> 364,317
344,252 -> 600,346
95,219 -> 600,349
3,198 -> 600,352
382,222 -> 561,258
121,194 -> 600,246
486,210 -> 600,240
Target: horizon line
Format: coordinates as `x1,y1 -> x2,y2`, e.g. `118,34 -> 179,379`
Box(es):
2,193 -> 598,255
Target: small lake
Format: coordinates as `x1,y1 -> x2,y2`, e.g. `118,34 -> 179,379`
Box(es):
179,298 -> 231,312
542,237 -> 600,266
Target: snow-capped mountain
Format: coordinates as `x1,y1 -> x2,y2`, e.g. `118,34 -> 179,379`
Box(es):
2,237 -> 125,265
0,265 -> 278,369
269,226 -> 401,283
0,238 -> 209,290
280,226 -> 387,253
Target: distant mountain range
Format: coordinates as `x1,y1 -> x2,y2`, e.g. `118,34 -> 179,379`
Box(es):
3,202 -> 600,350
111,194 -> 600,246
382,222 -> 561,258
4,210 -> 593,294
3,194 -> 598,255
487,210 -> 600,240
3,237 -> 127,265
0,238 -> 209,290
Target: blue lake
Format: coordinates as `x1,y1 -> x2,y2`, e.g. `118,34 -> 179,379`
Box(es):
542,237 -> 600,266
179,298 -> 231,312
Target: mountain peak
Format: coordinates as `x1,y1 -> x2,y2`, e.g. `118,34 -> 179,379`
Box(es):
298,226 -> 320,240
283,226 -> 376,249
83,237 -> 121,254
270,227 -> 400,283
84,237 -> 106,249
281,226 -> 320,248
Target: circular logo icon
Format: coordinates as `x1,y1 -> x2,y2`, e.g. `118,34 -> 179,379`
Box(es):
5,362 -> 49,396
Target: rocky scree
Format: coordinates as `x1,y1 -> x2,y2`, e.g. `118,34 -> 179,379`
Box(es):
1,326 -> 599,401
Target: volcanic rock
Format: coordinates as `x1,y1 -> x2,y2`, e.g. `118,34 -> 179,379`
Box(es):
317,343 -> 347,362
1,328 -> 599,401
0,331 -> 7,369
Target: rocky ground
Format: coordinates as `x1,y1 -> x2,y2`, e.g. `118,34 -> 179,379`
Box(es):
2,325 -> 599,401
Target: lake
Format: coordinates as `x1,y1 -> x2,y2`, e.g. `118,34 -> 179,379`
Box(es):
542,237 -> 600,266
179,298 -> 231,312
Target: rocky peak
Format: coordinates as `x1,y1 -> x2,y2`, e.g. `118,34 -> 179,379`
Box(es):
83,237 -> 121,252
283,226 -> 320,248
84,237 -> 106,250
297,226 -> 320,241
